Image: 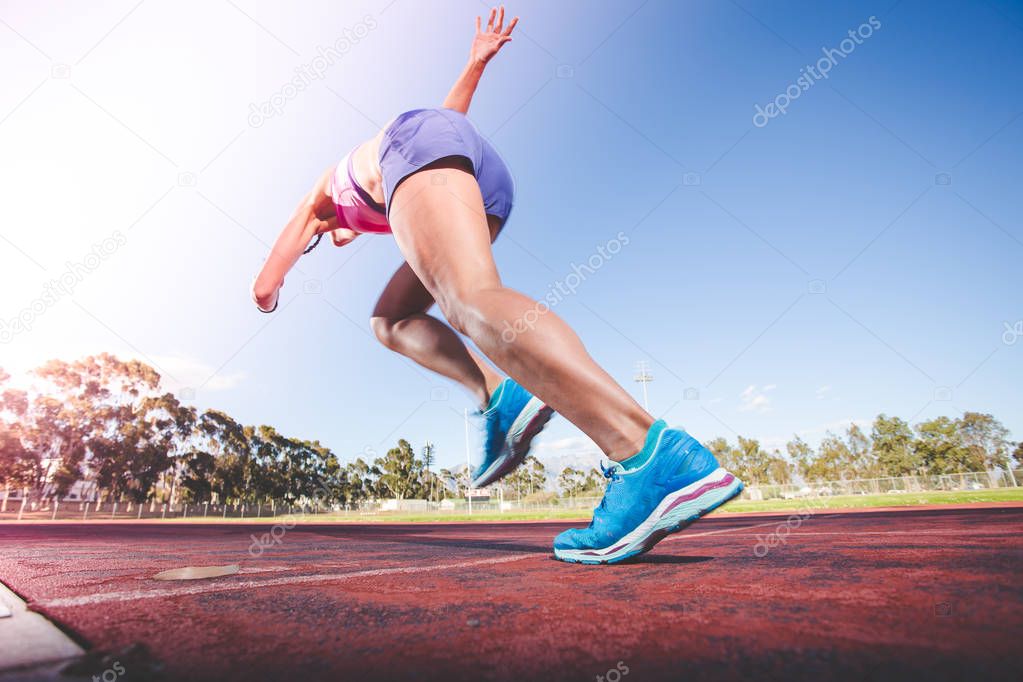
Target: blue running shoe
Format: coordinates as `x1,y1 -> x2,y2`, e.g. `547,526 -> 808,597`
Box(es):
553,420 -> 743,564
471,378 -> 554,488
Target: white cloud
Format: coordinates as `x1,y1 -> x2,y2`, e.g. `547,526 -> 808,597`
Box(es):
759,416 -> 872,453
531,434 -> 603,489
815,385 -> 832,400
739,384 -> 775,413
150,354 -> 245,393
0,351 -> 243,401
534,435 -> 600,455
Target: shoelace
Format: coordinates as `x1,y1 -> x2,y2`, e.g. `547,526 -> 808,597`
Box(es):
595,461 -> 623,514
600,461 -> 622,481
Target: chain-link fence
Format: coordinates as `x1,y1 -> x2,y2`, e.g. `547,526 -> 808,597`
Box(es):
0,498 -> 342,522
741,469 -> 1021,501
1,468 -> 1019,521
0,493 -> 607,521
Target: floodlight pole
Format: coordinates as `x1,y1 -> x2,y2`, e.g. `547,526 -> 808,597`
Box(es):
634,360 -> 653,412
423,441 -> 434,503
464,408 -> 472,515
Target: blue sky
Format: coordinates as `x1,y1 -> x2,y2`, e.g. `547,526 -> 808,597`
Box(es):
1,0 -> 1020,471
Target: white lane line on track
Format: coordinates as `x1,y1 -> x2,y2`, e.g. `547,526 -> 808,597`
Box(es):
36,554 -> 539,609
702,529 -> 1017,537
32,520 -> 1001,610
662,520 -> 783,543
663,519 -> 1018,541
238,563 -> 358,574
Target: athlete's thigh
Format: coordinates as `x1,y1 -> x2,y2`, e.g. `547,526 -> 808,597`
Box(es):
387,160 -> 501,309
372,262 -> 435,319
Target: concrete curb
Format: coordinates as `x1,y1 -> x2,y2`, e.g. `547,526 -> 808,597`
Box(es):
0,582 -> 83,676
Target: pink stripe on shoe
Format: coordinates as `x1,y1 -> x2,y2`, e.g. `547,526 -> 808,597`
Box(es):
582,542 -> 629,557
659,474 -> 735,518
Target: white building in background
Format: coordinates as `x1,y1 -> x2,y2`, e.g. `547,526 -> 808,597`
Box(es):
379,499 -> 431,512
48,478 -> 98,502
0,479 -> 98,504
0,455 -> 99,505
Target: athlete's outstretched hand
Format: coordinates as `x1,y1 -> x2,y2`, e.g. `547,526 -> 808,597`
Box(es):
444,7 -> 518,113
471,6 -> 518,64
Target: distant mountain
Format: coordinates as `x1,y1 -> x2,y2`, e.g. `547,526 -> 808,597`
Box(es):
530,436 -> 604,491
438,436 -> 605,492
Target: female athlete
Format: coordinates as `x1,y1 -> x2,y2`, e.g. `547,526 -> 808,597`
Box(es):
252,8 -> 743,563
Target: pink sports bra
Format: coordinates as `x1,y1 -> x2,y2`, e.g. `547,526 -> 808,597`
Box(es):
329,150 -> 391,234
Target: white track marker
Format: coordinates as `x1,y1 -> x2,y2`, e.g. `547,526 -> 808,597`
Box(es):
0,581 -> 84,672
38,553 -> 539,609
153,564 -> 240,581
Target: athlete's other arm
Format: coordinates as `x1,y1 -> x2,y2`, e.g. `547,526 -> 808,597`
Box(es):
442,6 -> 518,114
251,166 -> 344,312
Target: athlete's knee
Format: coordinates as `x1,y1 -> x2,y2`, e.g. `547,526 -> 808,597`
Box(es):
370,316 -> 402,350
439,286 -> 501,337
452,313 -> 477,337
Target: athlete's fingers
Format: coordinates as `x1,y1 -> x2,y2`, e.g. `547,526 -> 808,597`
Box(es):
476,15 -> 481,34
495,6 -> 504,33
486,7 -> 496,32
502,16 -> 518,36
499,36 -> 512,48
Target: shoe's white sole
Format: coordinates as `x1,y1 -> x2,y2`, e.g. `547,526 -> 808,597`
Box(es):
554,467 -> 743,564
472,396 -> 553,488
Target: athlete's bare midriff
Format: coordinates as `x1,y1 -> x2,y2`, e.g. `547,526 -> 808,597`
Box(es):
348,124 -> 390,208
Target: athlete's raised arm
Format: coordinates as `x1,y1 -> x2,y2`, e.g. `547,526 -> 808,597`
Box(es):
251,167 -> 338,313
442,6 -> 518,114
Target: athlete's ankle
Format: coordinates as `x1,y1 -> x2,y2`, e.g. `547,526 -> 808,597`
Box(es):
484,376 -> 506,403
472,373 -> 507,411
605,415 -> 657,461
